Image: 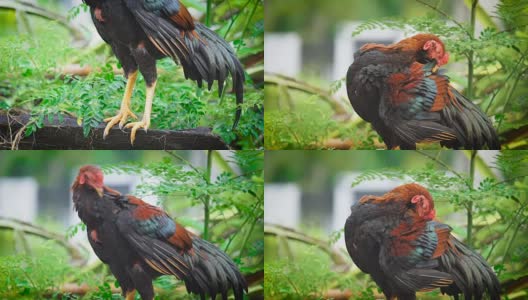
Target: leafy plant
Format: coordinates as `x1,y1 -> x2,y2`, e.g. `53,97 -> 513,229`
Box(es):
0,242 -> 75,299
264,247 -> 337,299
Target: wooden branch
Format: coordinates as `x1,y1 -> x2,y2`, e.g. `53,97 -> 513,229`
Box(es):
501,124 -> 528,148
0,217 -> 88,265
0,0 -> 87,41
245,270 -> 264,286
264,72 -> 351,117
264,223 -> 350,270
322,289 -> 353,300
48,272 -> 263,297
502,274 -> 528,294
56,283 -> 121,296
241,51 -> 264,68
0,111 -> 228,150
47,64 -> 124,79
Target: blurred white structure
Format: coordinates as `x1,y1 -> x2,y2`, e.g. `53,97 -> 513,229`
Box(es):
264,183 -> 301,228
0,178 -> 38,222
264,33 -> 302,76
452,150 -> 501,186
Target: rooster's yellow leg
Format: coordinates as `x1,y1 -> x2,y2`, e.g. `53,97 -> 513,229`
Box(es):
125,289 -> 136,300
103,70 -> 138,138
125,80 -> 156,145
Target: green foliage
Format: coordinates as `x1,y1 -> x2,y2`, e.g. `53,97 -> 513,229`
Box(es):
0,243 -> 74,299
0,0 -> 263,149
91,282 -> 120,300
265,84 -> 380,149
264,247 -> 336,299
265,108 -> 335,150
65,222 -> 86,239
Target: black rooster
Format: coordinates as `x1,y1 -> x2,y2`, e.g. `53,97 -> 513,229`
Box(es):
83,0 -> 245,144
346,34 -> 500,149
72,165 -> 247,300
344,183 -> 500,300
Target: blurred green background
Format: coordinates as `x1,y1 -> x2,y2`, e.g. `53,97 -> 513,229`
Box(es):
265,0 -> 454,72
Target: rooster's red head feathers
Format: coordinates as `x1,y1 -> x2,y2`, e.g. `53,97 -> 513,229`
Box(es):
359,183 -> 436,220
392,183 -> 436,220
361,33 -> 450,68
422,37 -> 449,66
403,33 -> 449,67
73,165 -> 104,197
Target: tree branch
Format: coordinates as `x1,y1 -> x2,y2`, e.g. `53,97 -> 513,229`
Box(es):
414,150 -> 467,182
264,73 -> 351,117
0,217 -> 88,265
264,223 -> 350,270
0,110 -> 228,150
415,0 -> 468,36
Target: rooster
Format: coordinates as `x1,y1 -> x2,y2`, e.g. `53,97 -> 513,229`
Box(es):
344,183 -> 500,300
346,34 -> 500,150
72,165 -> 247,300
83,0 -> 245,144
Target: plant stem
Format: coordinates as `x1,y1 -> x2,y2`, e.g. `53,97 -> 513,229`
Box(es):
484,49 -> 528,114
501,216 -> 527,274
463,0 -> 478,247
236,0 -> 259,52
486,202 -> 527,260
224,198 -> 261,252
415,150 -> 466,181
203,150 -> 213,241
416,0 -> 467,35
164,150 -> 201,174
206,150 -> 213,184
203,196 -> 210,241
223,0 -> 253,39
467,150 -> 477,247
467,0 -> 478,100
497,65 -> 525,132
466,202 -> 473,247
205,0 -> 212,26
239,215 -> 259,259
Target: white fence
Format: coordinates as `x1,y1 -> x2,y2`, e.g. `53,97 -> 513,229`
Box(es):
265,33 -> 302,77
264,183 -> 301,229
0,177 -> 39,222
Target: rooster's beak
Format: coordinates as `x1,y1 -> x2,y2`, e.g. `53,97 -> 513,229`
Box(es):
95,187 -> 103,198
432,65 -> 439,73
